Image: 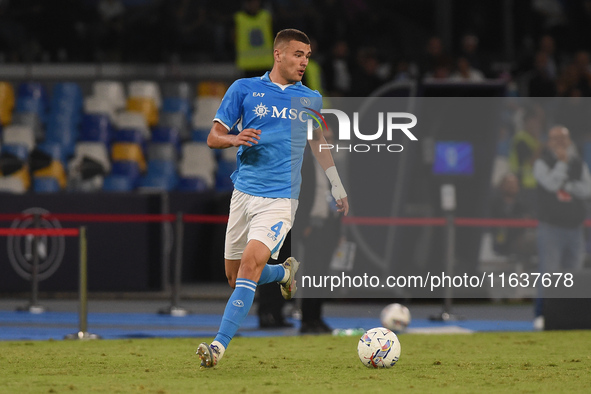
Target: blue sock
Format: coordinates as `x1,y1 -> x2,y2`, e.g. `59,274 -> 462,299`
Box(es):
214,278 -> 257,349
257,264 -> 286,285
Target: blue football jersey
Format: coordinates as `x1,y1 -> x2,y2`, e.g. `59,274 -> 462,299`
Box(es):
213,72 -> 322,199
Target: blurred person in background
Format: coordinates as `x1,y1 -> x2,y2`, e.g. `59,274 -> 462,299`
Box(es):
509,105 -> 544,201
449,56 -> 485,82
533,125 -> 591,329
490,172 -> 535,264
234,0 -> 274,77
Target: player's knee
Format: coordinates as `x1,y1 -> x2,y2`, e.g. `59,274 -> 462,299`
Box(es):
227,275 -> 236,289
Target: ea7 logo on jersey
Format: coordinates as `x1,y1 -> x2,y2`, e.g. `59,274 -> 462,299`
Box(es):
253,92 -> 265,97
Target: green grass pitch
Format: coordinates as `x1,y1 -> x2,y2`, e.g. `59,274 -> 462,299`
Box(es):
1,331 -> 591,393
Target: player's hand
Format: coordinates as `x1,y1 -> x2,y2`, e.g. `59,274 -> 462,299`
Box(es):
336,196 -> 349,216
234,128 -> 261,147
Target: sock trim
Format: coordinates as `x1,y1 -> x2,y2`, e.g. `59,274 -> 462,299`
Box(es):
235,278 -> 257,292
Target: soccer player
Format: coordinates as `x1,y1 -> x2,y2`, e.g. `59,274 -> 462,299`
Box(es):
197,28 -> 349,368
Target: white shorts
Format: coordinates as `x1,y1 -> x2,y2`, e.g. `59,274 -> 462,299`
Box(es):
224,189 -> 298,260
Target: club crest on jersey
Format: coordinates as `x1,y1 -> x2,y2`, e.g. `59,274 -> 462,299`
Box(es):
253,103 -> 269,119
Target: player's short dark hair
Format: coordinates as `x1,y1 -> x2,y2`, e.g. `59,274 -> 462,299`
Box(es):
274,29 -> 310,48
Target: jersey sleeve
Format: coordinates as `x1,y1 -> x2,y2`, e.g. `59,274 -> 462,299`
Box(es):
213,80 -> 245,131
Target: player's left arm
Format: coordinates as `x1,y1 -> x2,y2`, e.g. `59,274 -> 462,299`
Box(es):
308,126 -> 349,216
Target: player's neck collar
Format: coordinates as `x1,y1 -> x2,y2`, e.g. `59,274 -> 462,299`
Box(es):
262,72 -> 302,89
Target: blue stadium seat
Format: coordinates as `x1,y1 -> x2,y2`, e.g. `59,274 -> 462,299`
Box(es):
191,129 -> 209,143
152,126 -> 181,149
137,173 -> 178,191
111,160 -> 142,182
162,97 -> 192,122
45,120 -> 78,158
102,175 -> 134,192
137,159 -> 179,191
16,82 -> 49,123
33,177 -> 61,193
177,176 -> 209,192
112,128 -> 146,148
80,113 -> 113,144
37,141 -> 66,164
1,144 -> 29,160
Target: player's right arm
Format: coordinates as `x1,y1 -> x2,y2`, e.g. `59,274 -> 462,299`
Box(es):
207,122 -> 261,149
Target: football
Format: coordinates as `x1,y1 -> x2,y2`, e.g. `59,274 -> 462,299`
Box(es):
380,303 -> 411,333
357,327 -> 401,368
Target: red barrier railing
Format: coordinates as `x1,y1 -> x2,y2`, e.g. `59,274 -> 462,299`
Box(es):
1,213 -> 590,227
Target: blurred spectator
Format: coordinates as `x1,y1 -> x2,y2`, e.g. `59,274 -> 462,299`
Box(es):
537,34 -> 559,79
555,89 -> 589,148
509,105 -> 544,192
458,33 -> 490,77
350,47 -> 384,96
418,36 -> 452,79
449,57 -> 485,82
533,125 -> 591,329
323,40 -> 352,96
528,51 -> 557,97
167,0 -> 222,62
490,172 -> 534,260
234,0 -> 274,77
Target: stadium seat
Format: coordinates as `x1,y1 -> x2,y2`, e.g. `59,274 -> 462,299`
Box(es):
33,161 -> 67,189
162,81 -> 191,100
162,97 -> 192,122
0,175 -> 27,194
50,82 -> 83,130
33,176 -> 61,193
84,96 -> 116,121
128,80 -> 162,108
177,176 -> 209,192
45,118 -> 78,158
92,81 -> 127,111
152,126 -> 181,146
137,159 -> 178,191
102,174 -> 134,192
191,129 -> 209,143
111,142 -> 146,172
16,82 -> 49,123
0,166 -> 30,191
80,113 -> 113,144
109,160 -> 142,189
159,112 -> 190,140
192,97 -> 222,130
114,111 -> 150,139
1,143 -> 29,161
127,96 -> 158,126
112,128 -> 146,155
147,142 -> 177,162
179,142 -> 216,188
197,81 -> 227,98
0,81 -> 15,126
2,124 -> 35,152
12,112 -> 44,141
73,141 -> 111,173
37,141 -> 66,164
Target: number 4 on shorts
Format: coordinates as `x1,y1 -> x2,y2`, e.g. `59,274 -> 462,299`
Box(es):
270,221 -> 283,238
